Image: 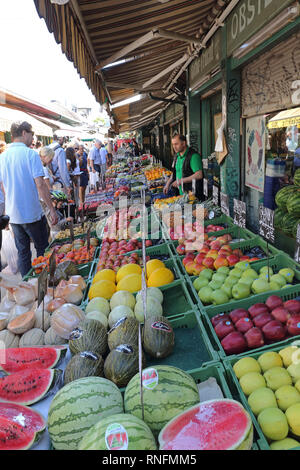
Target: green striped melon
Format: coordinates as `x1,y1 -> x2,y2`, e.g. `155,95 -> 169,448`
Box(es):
282,213 -> 300,235
294,169 -> 300,187
274,208 -> 286,229
275,186 -> 298,211
48,377 -> 124,450
78,413 -> 157,450
124,365 -> 200,436
287,190 -> 300,217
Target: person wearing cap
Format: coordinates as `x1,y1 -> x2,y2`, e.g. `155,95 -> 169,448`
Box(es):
0,121 -> 58,277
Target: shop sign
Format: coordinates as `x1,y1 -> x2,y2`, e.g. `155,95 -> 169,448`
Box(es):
233,199 -> 246,228
189,30 -> 222,90
245,115 -> 265,193
227,0 -> 294,56
259,205 -> 275,243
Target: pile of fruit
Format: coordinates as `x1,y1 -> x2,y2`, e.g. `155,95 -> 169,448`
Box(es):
54,222 -> 97,240
233,350 -> 300,450
169,223 -> 226,242
144,167 -> 171,181
89,260 -> 175,300
211,295 -> 300,356
275,183 -> 300,237
194,262 -> 296,307
103,208 -> 145,241
97,240 -> 155,273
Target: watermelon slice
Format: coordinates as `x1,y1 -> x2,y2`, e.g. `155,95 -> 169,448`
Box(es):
0,403 -> 46,449
0,416 -> 38,450
0,347 -> 67,374
158,399 -> 253,450
0,368 -> 62,405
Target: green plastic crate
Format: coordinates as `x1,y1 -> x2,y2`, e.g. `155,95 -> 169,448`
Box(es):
198,283 -> 300,361
223,338 -> 300,451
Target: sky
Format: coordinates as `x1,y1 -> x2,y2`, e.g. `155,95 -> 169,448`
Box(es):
0,0 -> 101,115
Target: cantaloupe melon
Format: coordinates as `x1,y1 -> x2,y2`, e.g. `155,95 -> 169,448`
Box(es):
7,311 -> 35,335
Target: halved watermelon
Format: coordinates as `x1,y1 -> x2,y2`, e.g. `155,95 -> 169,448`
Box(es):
0,368 -> 61,405
0,347 -> 67,374
0,416 -> 37,450
0,403 -> 46,449
158,399 -> 253,450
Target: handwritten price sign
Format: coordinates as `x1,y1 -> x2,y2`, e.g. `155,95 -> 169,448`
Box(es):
213,186 -> 219,207
259,205 -> 275,243
220,192 -> 230,216
233,199 -> 246,229
295,224 -> 300,264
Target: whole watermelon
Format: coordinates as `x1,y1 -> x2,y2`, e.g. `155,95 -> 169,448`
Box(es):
48,377 -> 123,450
282,213 -> 300,235
78,413 -> 157,450
294,169 -> 300,187
287,189 -> 300,217
275,186 -> 298,211
124,365 -> 200,436
274,208 -> 286,229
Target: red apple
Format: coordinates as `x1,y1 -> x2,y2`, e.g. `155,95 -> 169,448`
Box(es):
214,256 -> 229,270
185,261 -> 197,275
284,300 -> 300,315
254,312 -> 273,328
176,244 -> 186,256
194,253 -> 206,265
235,317 -> 254,334
210,240 -> 222,251
145,240 -> 152,247
244,327 -> 265,349
183,255 -> 195,266
265,295 -> 283,311
200,245 -> 210,255
227,254 -> 240,267
230,308 -> 250,324
248,303 -> 270,319
232,248 -> 243,257
207,250 -> 219,260
271,307 -> 290,324
214,319 -> 236,340
211,313 -> 231,328
192,264 -> 206,276
221,332 -> 247,355
287,316 -> 300,336
202,257 -> 215,270
240,256 -> 251,261
262,320 -> 286,342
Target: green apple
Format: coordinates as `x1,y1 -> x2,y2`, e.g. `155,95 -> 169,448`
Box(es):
211,290 -> 229,306
275,385 -> 300,412
269,281 -> 281,291
229,268 -> 243,278
198,286 -> 213,304
279,268 -> 295,283
259,272 -> 272,282
258,352 -> 283,372
260,266 -> 274,276
282,284 -> 293,288
208,279 -> 223,290
264,367 -> 292,391
217,266 -> 230,276
241,268 -> 258,280
233,357 -> 261,379
239,372 -> 266,396
238,277 -> 255,289
199,268 -> 214,281
232,283 -> 251,300
193,277 -> 209,291
248,387 -> 278,416
258,408 -> 289,441
251,279 -> 270,294
270,274 -> 286,288
212,272 -> 227,284
221,284 -> 232,299
235,261 -> 251,272
224,276 -> 239,288
270,438 -> 300,450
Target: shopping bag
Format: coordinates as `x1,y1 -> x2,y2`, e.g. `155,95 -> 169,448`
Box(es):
89,171 -> 99,187
1,227 -> 19,274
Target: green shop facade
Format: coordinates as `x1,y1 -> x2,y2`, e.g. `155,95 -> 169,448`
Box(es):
187,0 -> 300,257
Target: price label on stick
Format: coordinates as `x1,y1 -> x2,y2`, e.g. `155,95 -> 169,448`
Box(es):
259,205 -> 275,243
220,192 -> 230,216
233,199 -> 246,229
69,220 -> 74,243
295,224 -> 300,264
38,267 -> 48,308
203,179 -> 208,198
213,186 -> 219,207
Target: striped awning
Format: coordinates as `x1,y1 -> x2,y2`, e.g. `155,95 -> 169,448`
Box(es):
34,0 -> 228,130
268,108 -> 300,129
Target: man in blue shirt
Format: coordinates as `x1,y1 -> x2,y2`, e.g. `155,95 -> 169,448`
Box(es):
0,121 -> 58,277
89,139 -> 103,189
49,135 -> 72,196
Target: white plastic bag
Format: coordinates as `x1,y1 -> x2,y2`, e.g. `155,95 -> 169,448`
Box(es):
89,171 -> 99,187
1,227 -> 19,274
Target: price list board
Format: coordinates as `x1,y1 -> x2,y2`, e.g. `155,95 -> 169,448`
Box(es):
233,199 -> 246,229
259,205 -> 275,244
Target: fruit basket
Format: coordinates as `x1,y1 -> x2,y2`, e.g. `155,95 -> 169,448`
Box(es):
223,339 -> 300,450
198,285 -> 300,360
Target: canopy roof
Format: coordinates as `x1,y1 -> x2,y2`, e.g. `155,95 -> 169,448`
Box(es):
268,107 -> 300,129
0,107 -> 53,137
34,0 -> 230,131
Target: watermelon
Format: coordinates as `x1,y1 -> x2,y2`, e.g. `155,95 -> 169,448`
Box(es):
275,186 -> 298,211
158,399 -> 253,450
286,190 -> 300,217
0,416 -> 37,450
0,346 -> 67,374
282,213 -> 300,235
294,169 -> 300,187
48,376 -> 124,450
0,368 -> 61,405
124,365 -> 200,435
78,413 -> 157,450
274,208 -> 286,229
0,402 -> 46,449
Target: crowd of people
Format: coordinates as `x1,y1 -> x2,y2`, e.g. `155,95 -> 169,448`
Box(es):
0,120 -> 122,278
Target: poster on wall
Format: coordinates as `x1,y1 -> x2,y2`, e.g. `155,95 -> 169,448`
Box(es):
245,116 -> 266,193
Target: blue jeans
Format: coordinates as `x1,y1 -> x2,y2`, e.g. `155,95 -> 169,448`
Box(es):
11,215 -> 49,278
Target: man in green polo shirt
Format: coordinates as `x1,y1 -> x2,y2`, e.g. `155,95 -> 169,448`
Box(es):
163,134 -> 203,198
